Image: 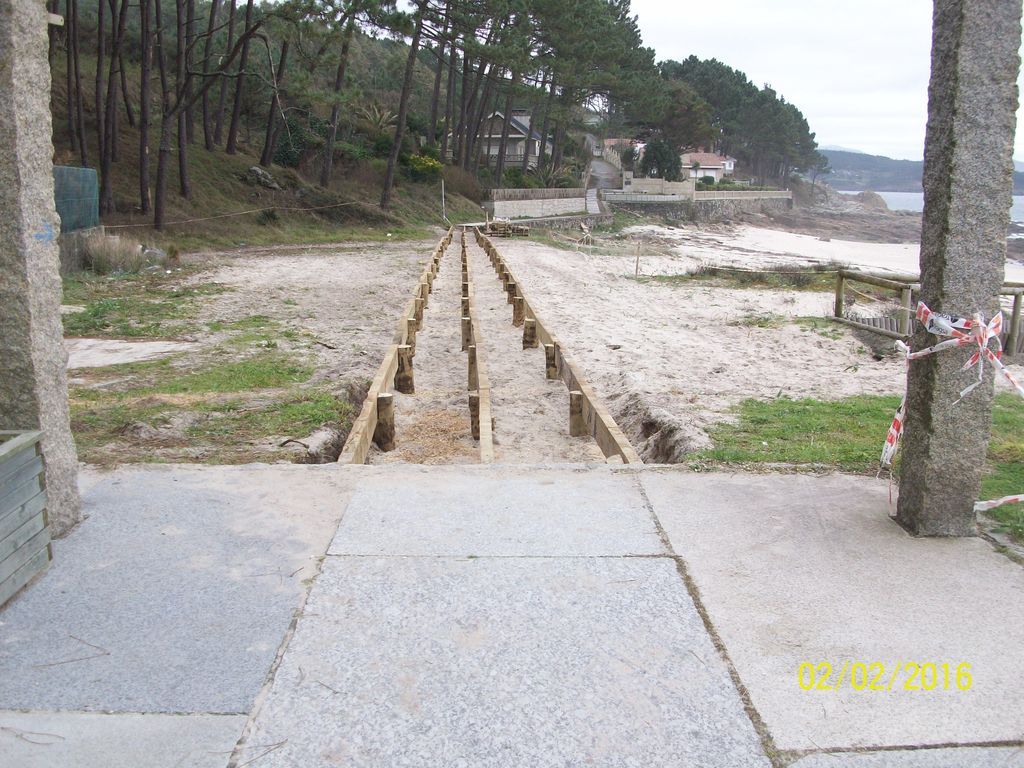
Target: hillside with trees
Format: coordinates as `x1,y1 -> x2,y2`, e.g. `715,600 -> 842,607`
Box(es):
48,0 -> 825,239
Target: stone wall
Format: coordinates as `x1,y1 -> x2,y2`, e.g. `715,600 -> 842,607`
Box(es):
488,197 -> 588,219
608,196 -> 792,223
489,188 -> 586,201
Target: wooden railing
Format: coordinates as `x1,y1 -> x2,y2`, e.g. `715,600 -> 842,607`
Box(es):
830,268 -> 1024,356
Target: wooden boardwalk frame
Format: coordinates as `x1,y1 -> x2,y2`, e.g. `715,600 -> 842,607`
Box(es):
461,231 -> 496,463
338,229 -> 454,464
472,228 -> 642,464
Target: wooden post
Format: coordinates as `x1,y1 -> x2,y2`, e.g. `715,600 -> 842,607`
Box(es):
469,391 -> 480,440
468,345 -> 478,390
512,296 -> 525,326
544,344 -> 557,379
420,281 -> 429,308
569,390 -> 587,436
834,272 -> 845,318
462,281 -> 470,298
414,298 -> 424,330
395,345 -> 414,394
407,317 -> 417,355
506,281 -> 516,305
899,286 -> 913,337
461,296 -> 470,316
501,270 -> 510,288
461,316 -> 471,351
372,393 -> 395,451
1008,292 -> 1023,358
523,318 -> 537,348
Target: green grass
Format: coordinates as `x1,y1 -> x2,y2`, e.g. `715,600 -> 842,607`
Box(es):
696,393 -> 1024,540
632,267 -> 837,292
155,353 -> 312,394
62,272 -> 226,339
187,389 -> 351,442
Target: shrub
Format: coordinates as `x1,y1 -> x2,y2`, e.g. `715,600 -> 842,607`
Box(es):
442,165 -> 483,203
372,134 -> 394,158
420,143 -> 441,161
256,208 -> 279,226
406,154 -> 443,182
82,233 -> 149,274
701,175 -> 716,185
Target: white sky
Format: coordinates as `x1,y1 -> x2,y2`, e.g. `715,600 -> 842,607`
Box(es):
630,0 -> 1024,161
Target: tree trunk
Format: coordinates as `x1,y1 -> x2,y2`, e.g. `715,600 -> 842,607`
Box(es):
537,79 -> 555,170
454,44 -> 470,167
119,53 -> 136,127
100,0 -> 129,214
427,7 -> 449,146
65,0 -> 76,151
440,44 -> 456,162
176,0 -> 191,197
470,81 -> 497,175
319,18 -> 355,187
213,0 -> 236,145
260,38 -> 290,167
380,6 -> 425,210
154,0 -> 172,228
139,0 -> 152,212
493,72 -> 517,185
201,0 -> 222,149
184,0 -> 195,143
95,0 -> 105,172
225,0 -> 255,154
523,71 -> 548,173
70,0 -> 87,165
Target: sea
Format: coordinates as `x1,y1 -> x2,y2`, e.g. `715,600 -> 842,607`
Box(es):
838,190 -> 1024,224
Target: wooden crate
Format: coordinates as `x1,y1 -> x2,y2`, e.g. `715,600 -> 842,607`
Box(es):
0,431 -> 52,609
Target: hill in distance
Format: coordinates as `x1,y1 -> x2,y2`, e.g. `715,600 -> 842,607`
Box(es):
822,149 -> 1024,194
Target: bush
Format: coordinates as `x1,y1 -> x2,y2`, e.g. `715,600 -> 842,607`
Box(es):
420,143 -> 441,161
701,175 -> 716,185
442,165 -> 483,203
405,154 -> 443,182
372,134 -> 394,159
256,208 -> 279,226
82,233 -> 150,274
273,115 -> 328,169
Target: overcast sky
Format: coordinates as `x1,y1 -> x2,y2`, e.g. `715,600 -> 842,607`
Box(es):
629,0 -> 1024,161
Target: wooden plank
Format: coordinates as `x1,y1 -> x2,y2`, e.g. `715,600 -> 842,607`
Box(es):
0,471 -> 44,523
0,544 -> 51,609
0,512 -> 46,563
0,526 -> 51,584
0,431 -> 41,465
830,315 -> 907,340
0,440 -> 40,487
0,489 -> 46,542
0,455 -> 43,499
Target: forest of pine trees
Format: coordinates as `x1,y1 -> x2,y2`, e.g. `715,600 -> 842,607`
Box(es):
47,0 -> 823,230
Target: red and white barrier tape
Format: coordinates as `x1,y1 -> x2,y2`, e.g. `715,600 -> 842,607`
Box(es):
881,302 -> 1023,513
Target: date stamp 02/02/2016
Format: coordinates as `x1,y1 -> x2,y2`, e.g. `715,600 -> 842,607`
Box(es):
798,662 -> 973,693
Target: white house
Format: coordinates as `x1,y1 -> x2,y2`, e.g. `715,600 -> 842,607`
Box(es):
680,152 -> 737,182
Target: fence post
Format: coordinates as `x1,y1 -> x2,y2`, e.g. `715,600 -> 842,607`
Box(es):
569,391 -> 586,436
523,318 -> 537,349
899,287 -> 913,336
372,393 -> 395,451
544,344 -> 557,380
395,345 -> 414,394
834,272 -> 846,318
469,392 -> 480,440
1008,292 -> 1023,358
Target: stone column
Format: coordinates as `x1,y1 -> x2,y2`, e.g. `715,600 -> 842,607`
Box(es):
0,0 -> 81,535
897,0 -> 1022,536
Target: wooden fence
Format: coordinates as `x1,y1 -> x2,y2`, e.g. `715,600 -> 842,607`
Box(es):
337,228 -> 454,464
1,431 -> 52,608
473,228 -> 641,464
831,268 -> 1024,356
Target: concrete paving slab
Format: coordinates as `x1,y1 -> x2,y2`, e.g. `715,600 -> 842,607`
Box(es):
0,710 -> 245,768
329,465 -> 664,556
0,464 -> 349,714
789,747 -> 1024,767
641,470 -> 1024,751
241,555 -> 770,767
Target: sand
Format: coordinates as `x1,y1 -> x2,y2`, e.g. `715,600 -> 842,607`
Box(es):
368,236 -> 606,464
493,229 -> 1024,462
65,338 -> 197,369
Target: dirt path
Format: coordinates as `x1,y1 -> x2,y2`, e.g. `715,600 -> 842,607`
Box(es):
466,239 -> 606,463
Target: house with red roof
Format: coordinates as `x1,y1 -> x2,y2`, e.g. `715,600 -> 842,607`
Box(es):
680,152 -> 737,182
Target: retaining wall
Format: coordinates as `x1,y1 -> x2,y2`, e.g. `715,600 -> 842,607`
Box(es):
488,197 -> 588,219
489,188 -> 586,201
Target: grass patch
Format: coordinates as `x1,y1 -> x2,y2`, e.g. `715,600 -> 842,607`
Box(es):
793,316 -> 846,340
696,393 -> 1024,540
155,353 -> 311,394
728,313 -> 785,329
634,265 -> 837,292
62,271 -> 226,339
188,389 -> 351,442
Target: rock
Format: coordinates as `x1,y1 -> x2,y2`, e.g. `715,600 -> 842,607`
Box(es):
245,165 -> 281,190
853,190 -> 889,211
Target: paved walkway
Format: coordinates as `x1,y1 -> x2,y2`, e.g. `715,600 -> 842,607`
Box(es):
2,465 -> 1023,767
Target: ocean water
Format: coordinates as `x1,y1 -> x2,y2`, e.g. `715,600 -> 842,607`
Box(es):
839,190 -> 1024,223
